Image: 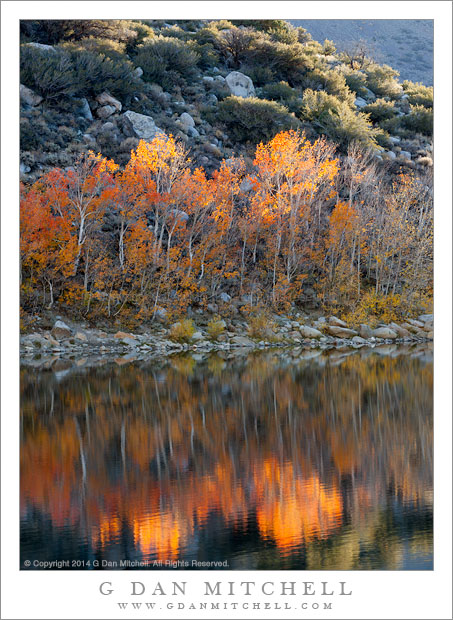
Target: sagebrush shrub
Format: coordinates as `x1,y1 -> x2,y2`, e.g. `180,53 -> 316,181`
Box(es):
363,98 -> 398,122
20,44 -> 142,102
402,105 -> 433,136
300,89 -> 381,151
134,36 -> 200,90
402,80 -> 433,108
217,96 -> 300,144
365,63 -> 402,99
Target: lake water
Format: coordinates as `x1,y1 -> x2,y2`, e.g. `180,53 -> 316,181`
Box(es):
20,345 -> 433,570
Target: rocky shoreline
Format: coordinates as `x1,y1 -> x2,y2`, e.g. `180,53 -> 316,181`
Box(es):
20,312 -> 433,360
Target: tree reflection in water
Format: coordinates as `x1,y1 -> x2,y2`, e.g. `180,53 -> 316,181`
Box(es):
20,346 -> 433,569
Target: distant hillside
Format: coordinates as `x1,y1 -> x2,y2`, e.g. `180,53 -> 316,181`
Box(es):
289,20 -> 433,85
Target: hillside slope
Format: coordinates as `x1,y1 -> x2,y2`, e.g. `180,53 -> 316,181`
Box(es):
289,20 -> 433,85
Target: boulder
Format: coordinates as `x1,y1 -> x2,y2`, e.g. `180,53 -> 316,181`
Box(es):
219,292 -> 232,303
231,335 -> 255,347
76,97 -> 93,120
240,178 -> 255,193
123,110 -> 165,142
75,331 -> 87,341
362,87 -> 376,101
328,316 -> 348,328
100,121 -> 115,133
171,209 -> 189,222
26,42 -> 56,53
187,126 -> 200,138
354,97 -> 367,108
96,91 -> 122,112
400,322 -> 422,334
134,66 -> 143,78
328,326 -> 358,338
122,337 -> 138,347
352,336 -> 367,344
96,105 -> 116,119
426,331 -> 433,340
406,318 -> 424,328
385,150 -> 397,160
20,162 -> 31,175
400,150 -> 412,160
179,112 -> 195,130
359,324 -> 373,338
372,327 -> 398,339
51,320 -> 72,340
20,84 -> 43,107
192,331 -> 204,341
114,331 -> 134,339
206,93 -> 218,105
207,303 -> 218,313
389,322 -> 412,338
225,71 -> 255,98
299,325 -> 323,339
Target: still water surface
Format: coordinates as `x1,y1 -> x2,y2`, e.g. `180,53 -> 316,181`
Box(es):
21,345 -> 433,570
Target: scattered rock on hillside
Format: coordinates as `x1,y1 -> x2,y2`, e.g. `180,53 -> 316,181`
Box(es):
231,335 -> 255,347
51,320 -> 72,340
328,316 -> 348,328
20,84 -> 43,107
225,71 -> 255,98
359,324 -> 373,338
328,326 -> 358,338
354,97 -> 367,108
372,327 -> 398,339
26,42 -> 56,53
123,110 -> 165,142
75,97 -> 93,120
299,325 -> 323,339
96,92 -> 122,112
97,105 -> 116,119
179,112 -> 195,130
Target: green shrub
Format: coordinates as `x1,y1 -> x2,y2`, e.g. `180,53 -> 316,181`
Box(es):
169,319 -> 195,342
245,39 -> 317,86
68,49 -> 142,101
231,20 -> 298,44
20,45 -> 77,100
217,96 -> 300,144
188,41 -> 219,70
300,89 -> 382,151
301,67 -> 353,101
239,63 -> 277,86
124,21 -> 155,52
402,80 -> 433,108
20,44 -> 142,102
60,37 -> 127,61
402,105 -> 433,135
21,19 -> 138,46
322,39 -> 336,55
134,36 -> 200,90
363,98 -> 397,122
365,63 -> 402,99
339,66 -> 368,97
258,81 -> 300,112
